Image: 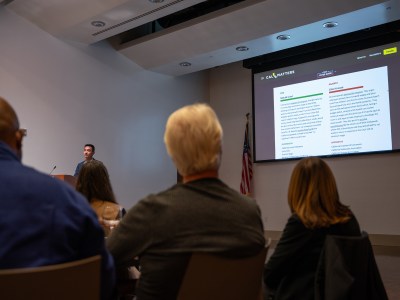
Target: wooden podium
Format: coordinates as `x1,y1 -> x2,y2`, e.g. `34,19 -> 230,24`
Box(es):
53,174 -> 77,188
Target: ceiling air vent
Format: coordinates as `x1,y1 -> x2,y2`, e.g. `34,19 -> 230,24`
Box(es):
92,0 -> 185,37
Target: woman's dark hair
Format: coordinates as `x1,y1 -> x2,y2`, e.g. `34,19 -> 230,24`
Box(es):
76,160 -> 117,204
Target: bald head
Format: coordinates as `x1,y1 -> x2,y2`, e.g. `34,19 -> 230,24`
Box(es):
0,97 -> 22,156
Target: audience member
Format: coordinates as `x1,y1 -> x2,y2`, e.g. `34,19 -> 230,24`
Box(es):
74,143 -> 97,176
107,103 -> 266,300
263,157 -> 361,300
0,97 -> 115,300
76,160 -> 124,237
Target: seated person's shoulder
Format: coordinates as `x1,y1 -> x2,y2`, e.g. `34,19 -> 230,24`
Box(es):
22,165 -> 89,207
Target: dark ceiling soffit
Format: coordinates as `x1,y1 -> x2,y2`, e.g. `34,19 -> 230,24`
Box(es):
110,0 -> 245,45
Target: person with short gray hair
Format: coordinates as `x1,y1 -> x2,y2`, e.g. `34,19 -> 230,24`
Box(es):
107,102 -> 265,300
164,103 -> 222,177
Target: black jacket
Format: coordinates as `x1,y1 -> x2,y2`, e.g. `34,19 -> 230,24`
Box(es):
263,214 -> 361,300
315,231 -> 388,300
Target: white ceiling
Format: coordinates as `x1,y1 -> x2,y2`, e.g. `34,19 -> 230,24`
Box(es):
5,0 -> 400,76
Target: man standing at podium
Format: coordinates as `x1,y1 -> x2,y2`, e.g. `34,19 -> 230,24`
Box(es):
74,143 -> 96,176
0,97 -> 115,300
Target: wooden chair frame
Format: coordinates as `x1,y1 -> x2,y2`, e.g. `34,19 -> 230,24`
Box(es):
0,255 -> 101,300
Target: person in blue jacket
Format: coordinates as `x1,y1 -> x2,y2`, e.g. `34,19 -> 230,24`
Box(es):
0,96 -> 115,300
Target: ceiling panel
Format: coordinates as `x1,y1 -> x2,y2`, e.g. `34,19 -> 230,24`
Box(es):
8,0 -> 205,43
6,0 -> 400,76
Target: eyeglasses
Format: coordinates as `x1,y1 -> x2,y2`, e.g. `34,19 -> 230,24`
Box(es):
18,128 -> 27,137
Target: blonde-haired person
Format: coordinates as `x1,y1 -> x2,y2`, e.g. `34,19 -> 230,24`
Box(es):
164,102 -> 222,178
76,160 -> 124,237
263,157 -> 361,300
107,103 -> 265,300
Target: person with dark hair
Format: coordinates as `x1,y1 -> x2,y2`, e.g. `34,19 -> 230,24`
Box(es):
0,97 -> 115,300
74,143 -> 97,176
263,157 -> 361,300
107,103 -> 265,300
76,160 -> 124,237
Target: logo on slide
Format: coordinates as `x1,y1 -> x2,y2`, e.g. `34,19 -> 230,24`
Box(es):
317,70 -> 336,78
263,70 -> 295,80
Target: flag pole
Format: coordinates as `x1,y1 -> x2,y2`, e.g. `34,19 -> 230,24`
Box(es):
240,112 -> 253,197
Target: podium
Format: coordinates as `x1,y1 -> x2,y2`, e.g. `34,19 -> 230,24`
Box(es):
53,174 -> 77,188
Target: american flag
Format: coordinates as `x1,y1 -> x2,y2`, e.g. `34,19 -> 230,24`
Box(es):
240,117 -> 253,195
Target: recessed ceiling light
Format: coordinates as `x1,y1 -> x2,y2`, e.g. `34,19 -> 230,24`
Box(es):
276,34 -> 290,41
91,21 -> 106,27
179,62 -> 191,67
236,46 -> 249,51
323,21 -> 338,28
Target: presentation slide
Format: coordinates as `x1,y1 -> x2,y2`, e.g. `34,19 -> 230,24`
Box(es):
252,41 -> 400,162
274,67 -> 391,159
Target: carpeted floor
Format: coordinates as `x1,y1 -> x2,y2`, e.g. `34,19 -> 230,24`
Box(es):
375,254 -> 400,300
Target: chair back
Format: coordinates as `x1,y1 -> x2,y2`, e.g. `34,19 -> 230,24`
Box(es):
315,231 -> 388,300
177,242 -> 270,300
0,255 -> 101,300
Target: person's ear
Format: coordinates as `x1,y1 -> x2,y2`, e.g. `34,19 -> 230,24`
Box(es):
16,131 -> 22,148
14,129 -> 23,158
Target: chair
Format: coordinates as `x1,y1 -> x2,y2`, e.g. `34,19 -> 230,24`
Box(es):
177,240 -> 271,300
315,231 -> 388,300
0,255 -> 101,300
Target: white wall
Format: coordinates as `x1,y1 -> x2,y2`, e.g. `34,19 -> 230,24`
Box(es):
0,8 -> 209,209
210,61 -> 400,236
